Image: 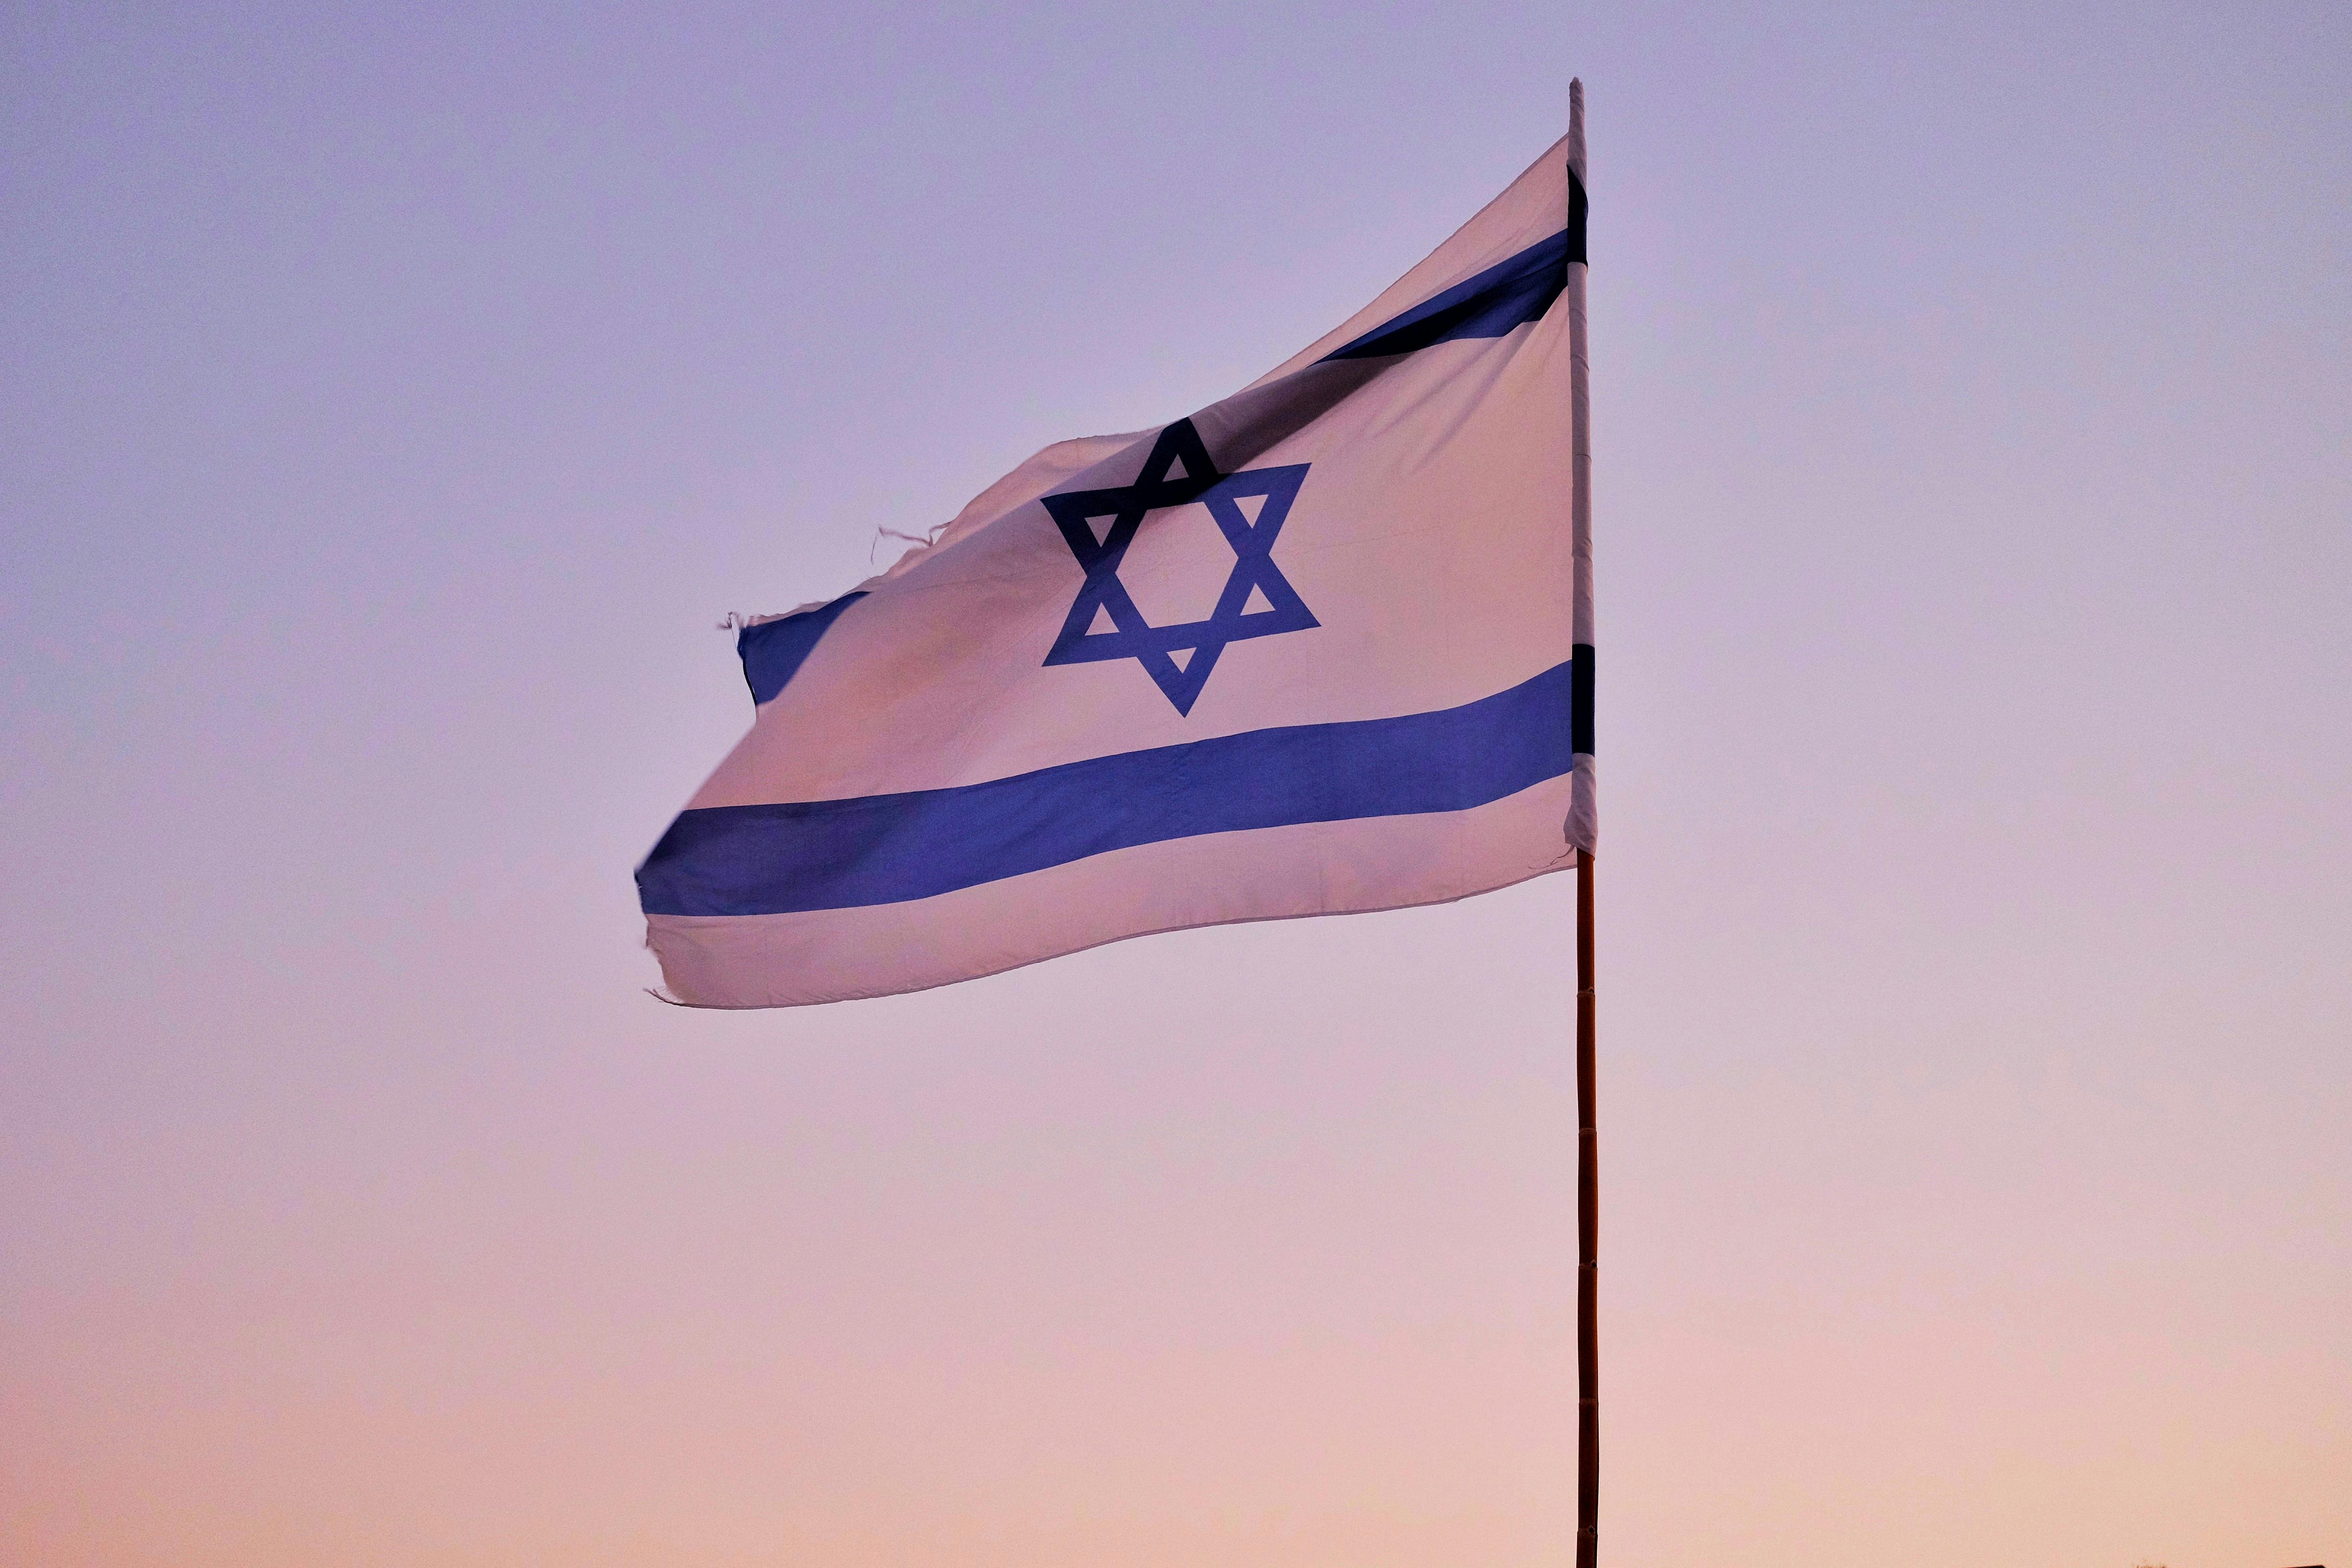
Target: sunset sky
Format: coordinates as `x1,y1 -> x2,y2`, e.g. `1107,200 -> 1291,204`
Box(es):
4,3 -> 2347,1565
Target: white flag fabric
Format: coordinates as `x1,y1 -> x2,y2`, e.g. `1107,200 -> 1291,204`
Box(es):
639,133 -> 1594,1007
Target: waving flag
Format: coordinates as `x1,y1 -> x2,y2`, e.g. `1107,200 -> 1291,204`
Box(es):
639,132 -> 1595,1007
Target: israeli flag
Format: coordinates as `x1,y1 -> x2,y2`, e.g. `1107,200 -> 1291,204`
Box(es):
639,132 -> 1595,1007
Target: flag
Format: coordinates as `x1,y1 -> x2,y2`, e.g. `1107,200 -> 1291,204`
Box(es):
638,131 -> 1595,1007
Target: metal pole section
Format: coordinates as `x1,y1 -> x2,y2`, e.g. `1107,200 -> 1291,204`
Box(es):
1565,77 -> 1600,1568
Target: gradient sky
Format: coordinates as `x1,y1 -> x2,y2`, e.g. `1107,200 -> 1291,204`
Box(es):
4,4 -> 2348,1565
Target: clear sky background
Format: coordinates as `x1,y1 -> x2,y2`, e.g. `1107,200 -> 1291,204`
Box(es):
4,4 -> 2347,1565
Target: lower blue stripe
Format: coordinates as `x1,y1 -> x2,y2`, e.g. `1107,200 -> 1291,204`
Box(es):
637,660 -> 1577,917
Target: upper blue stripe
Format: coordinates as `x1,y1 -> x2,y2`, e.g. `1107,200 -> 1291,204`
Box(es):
637,659 -> 1576,917
1320,230 -> 1569,362
739,591 -> 867,705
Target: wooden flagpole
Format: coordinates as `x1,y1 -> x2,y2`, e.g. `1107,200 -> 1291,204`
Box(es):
1575,851 -> 1598,1568
1566,77 -> 1600,1568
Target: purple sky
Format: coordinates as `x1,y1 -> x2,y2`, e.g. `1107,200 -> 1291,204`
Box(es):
5,4 -> 2348,1564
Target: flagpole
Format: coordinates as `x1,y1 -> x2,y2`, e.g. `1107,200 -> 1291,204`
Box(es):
1565,77 -> 1600,1568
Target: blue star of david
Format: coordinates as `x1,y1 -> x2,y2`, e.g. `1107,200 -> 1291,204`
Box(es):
1041,418 -> 1319,715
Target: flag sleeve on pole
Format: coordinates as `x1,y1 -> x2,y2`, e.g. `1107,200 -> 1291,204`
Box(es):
1565,86 -> 1598,862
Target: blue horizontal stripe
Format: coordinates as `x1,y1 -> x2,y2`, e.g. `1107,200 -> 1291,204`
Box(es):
739,591 -> 867,706
637,659 -> 1577,917
1570,641 -> 1594,756
1321,230 -> 1568,361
